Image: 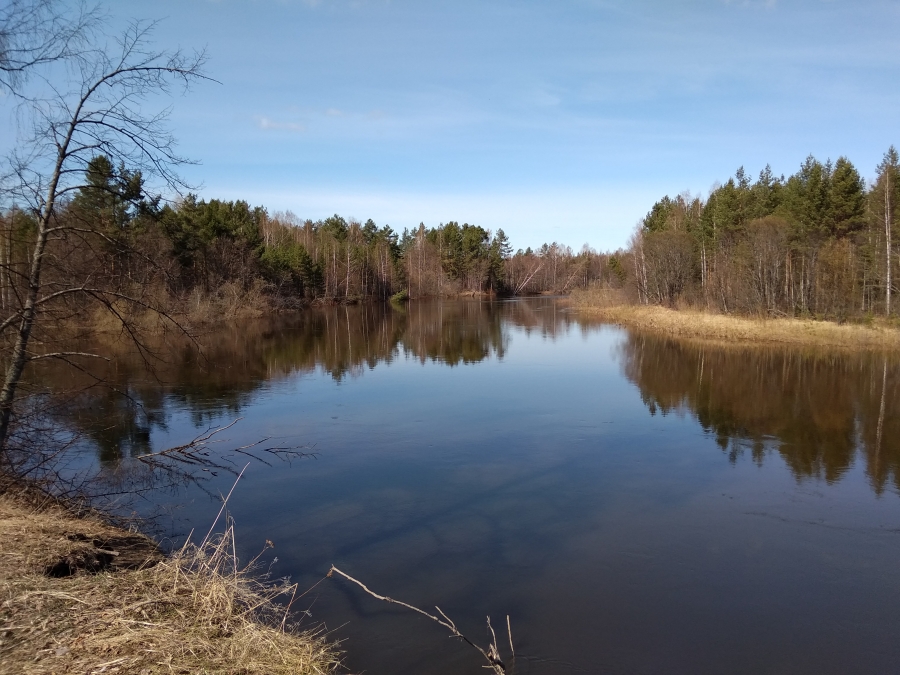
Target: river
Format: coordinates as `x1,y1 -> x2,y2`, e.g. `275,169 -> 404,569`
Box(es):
44,297 -> 900,674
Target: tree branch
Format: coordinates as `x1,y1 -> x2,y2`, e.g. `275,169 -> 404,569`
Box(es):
328,565 -> 507,674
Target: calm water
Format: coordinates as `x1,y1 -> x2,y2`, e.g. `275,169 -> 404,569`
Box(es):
50,298 -> 900,674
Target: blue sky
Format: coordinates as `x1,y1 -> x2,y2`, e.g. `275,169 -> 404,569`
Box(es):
101,1 -> 900,249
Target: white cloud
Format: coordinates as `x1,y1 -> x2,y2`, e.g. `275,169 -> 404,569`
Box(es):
256,116 -> 305,132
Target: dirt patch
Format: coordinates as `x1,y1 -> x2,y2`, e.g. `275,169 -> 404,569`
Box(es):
45,533 -> 162,577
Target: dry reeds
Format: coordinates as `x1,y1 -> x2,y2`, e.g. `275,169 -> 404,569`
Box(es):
0,492 -> 339,675
568,291 -> 900,350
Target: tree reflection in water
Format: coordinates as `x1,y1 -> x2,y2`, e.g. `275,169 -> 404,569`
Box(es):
32,298 -> 898,497
32,300 -> 564,465
617,332 -> 900,493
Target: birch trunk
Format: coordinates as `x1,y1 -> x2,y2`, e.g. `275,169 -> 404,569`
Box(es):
886,170 -> 892,316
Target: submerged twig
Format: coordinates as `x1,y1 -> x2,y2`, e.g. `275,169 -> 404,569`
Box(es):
129,418 -> 313,499
328,565 -> 507,674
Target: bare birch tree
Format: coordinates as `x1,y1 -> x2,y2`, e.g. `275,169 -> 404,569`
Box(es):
877,148 -> 899,316
0,14 -> 208,454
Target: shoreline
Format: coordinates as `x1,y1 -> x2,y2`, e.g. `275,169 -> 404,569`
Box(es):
82,291 -> 505,336
65,294 -> 900,351
0,485 -> 339,675
567,301 -> 900,350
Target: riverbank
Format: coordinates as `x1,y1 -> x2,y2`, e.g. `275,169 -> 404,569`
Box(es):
568,292 -> 900,349
0,486 -> 339,675
83,287 -> 499,337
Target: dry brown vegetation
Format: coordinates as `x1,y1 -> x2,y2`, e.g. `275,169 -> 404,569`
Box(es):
569,288 -> 900,349
83,280 -> 272,336
0,488 -> 339,675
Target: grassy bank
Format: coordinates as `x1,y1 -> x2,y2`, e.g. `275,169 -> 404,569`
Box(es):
568,289 -> 900,349
0,487 -> 339,675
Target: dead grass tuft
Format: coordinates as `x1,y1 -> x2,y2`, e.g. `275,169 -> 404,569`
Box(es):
0,492 -> 340,675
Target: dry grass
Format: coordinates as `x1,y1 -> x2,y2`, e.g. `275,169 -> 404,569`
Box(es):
568,290 -> 900,350
178,280 -> 271,326
0,491 -> 340,675
84,280 -> 272,337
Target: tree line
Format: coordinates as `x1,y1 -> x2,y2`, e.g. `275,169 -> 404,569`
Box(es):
3,147 -> 898,333
0,155 -> 620,316
628,148 -> 900,318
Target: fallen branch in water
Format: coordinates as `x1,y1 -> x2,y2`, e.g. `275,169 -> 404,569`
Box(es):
130,418 -> 313,500
328,565 -> 511,674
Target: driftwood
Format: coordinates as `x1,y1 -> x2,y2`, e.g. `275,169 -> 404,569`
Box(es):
328,565 -> 513,674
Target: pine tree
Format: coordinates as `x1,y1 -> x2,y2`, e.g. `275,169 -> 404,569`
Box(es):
828,157 -> 866,238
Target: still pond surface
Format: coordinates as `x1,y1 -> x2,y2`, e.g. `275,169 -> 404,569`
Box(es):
64,298 -> 900,674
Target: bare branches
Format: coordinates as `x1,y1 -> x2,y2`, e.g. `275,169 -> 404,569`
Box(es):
133,418 -> 312,494
328,565 -> 512,674
0,6 -> 209,454
0,0 -> 100,96
7,18 -> 211,211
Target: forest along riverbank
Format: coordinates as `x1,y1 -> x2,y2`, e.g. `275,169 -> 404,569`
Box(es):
0,487 -> 339,675
568,290 -> 900,350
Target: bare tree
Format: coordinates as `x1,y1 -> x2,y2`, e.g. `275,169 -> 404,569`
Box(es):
0,15 -> 208,454
0,0 -> 99,96
880,150 -> 897,316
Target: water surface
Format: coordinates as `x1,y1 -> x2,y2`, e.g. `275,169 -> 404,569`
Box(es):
51,298 -> 900,674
